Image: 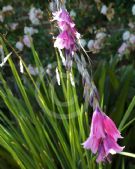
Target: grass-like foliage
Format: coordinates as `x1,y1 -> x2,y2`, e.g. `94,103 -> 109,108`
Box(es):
0,36 -> 135,169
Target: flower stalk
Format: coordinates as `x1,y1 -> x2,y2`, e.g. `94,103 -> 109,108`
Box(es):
51,0 -> 124,163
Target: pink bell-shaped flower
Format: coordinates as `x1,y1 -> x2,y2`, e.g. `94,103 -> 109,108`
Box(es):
83,107 -> 124,163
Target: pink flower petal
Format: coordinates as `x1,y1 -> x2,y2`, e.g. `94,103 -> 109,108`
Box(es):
91,107 -> 105,139
82,135 -> 100,154
103,114 -> 122,140
96,142 -> 106,163
104,136 -> 125,156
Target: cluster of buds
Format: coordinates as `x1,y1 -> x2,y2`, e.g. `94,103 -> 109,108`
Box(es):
53,8 -> 80,68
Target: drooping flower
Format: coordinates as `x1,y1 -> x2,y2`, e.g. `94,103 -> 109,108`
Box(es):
28,7 -> 43,25
96,135 -> 124,163
82,107 -> 124,163
122,31 -> 130,41
118,42 -> 128,55
23,35 -> 31,48
15,41 -> 24,51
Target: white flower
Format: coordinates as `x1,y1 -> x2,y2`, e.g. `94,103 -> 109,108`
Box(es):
80,39 -> 87,47
0,11 -> 4,22
129,34 -> 135,44
47,64 -> 52,69
76,32 -> 81,39
46,68 -> 51,75
28,7 -> 43,25
96,32 -> 106,40
128,22 -> 134,29
101,5 -> 108,15
118,42 -> 128,54
9,22 -> 18,30
23,35 -> 31,48
93,40 -> 101,50
132,4 -> 135,15
56,67 -> 60,86
70,10 -> 76,17
2,5 -> 13,13
87,40 -> 94,50
15,41 -> 24,51
122,31 -> 130,41
24,26 -> 38,36
88,33 -> 106,53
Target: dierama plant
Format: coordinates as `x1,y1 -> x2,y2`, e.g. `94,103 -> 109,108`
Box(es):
0,1 -> 135,169
52,0 -> 124,163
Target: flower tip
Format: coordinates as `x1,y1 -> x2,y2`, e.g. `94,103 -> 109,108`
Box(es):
81,140 -> 90,150
81,141 -> 87,148
109,149 -> 116,155
121,146 -> 125,151
119,135 -> 124,139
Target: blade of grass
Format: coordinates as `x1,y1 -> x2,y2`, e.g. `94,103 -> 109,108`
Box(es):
119,96 -> 135,130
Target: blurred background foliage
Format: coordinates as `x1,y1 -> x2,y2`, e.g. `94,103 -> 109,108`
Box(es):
0,0 -> 135,169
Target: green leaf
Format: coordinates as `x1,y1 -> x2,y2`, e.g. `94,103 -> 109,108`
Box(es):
119,96 -> 135,130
